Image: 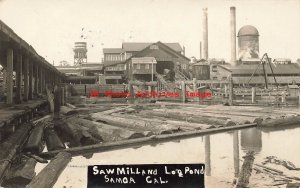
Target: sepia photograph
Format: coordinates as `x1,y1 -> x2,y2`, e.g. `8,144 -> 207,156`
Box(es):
0,0 -> 300,187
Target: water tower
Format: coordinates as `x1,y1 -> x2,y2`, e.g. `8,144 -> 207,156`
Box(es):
237,25 -> 259,60
74,42 -> 87,66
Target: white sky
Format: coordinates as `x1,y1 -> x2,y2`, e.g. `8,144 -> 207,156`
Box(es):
0,0 -> 299,65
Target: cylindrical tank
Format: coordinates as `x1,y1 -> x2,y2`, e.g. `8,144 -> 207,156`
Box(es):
237,25 -> 259,60
74,42 -> 87,65
192,63 -> 210,80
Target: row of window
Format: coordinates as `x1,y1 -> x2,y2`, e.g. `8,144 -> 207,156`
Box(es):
105,53 -> 132,61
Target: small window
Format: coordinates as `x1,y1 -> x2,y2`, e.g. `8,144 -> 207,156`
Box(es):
145,64 -> 150,69
136,64 -> 140,69
212,65 -> 217,72
181,64 -> 187,69
213,77 -> 218,80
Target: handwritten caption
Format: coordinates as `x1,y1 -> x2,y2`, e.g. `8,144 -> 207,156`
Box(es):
88,164 -> 205,188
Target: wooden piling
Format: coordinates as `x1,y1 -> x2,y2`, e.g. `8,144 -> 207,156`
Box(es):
251,87 -> 256,104
181,81 -> 186,103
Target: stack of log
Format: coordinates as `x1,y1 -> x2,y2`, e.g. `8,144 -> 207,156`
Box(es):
66,117 -> 146,142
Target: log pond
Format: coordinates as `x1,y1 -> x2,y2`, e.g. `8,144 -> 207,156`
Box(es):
35,124 -> 300,188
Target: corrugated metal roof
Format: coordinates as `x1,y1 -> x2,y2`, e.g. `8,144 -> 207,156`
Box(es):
131,57 -> 157,64
231,63 -> 300,75
103,48 -> 124,54
122,42 -> 183,52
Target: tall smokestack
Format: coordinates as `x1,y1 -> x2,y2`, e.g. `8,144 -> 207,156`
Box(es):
203,8 -> 208,60
230,6 -> 237,66
200,41 -> 202,59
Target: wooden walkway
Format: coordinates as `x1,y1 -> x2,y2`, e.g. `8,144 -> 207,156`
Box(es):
0,99 -> 47,129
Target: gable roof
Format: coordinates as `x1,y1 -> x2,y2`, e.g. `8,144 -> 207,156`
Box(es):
124,41 -> 190,63
122,42 -> 183,52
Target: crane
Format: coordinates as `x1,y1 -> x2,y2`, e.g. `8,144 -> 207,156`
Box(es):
247,53 -> 278,89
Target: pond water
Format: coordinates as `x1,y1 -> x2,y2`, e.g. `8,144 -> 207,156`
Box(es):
36,125 -> 300,188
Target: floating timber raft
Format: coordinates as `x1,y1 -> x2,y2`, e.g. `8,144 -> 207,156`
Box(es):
1,99 -> 300,187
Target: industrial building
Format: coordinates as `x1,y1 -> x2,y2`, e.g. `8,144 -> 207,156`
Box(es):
103,41 -> 190,83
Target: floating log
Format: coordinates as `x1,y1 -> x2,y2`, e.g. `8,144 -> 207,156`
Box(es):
139,110 -> 236,127
287,182 -> 300,188
60,106 -> 78,116
264,156 -> 299,170
236,151 -> 255,188
23,122 -> 45,154
260,115 -> 300,127
92,105 -> 132,115
2,158 -> 36,187
55,120 -> 100,146
32,115 -> 51,124
24,152 -> 48,164
0,123 -> 33,182
91,113 -> 182,134
255,164 -> 283,175
44,127 -> 66,151
67,117 -> 145,142
27,152 -> 71,188
65,103 -> 76,109
39,123 -> 257,159
111,113 -> 214,130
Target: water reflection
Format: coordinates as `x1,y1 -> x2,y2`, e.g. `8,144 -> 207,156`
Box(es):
204,135 -> 211,176
240,127 -> 262,153
47,126 -> 300,188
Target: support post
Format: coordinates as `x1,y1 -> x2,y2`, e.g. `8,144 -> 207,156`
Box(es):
34,65 -> 38,97
39,66 -> 43,94
61,87 -> 65,106
23,57 -> 29,101
229,76 -> 233,105
15,52 -> 22,104
28,61 -> 33,100
233,131 -> 240,178
128,84 -> 134,104
224,84 -> 228,97
251,87 -> 256,104
6,49 -> 13,105
181,81 -> 186,103
204,135 -> 211,176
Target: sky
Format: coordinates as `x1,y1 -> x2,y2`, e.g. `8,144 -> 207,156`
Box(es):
0,0 -> 299,65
